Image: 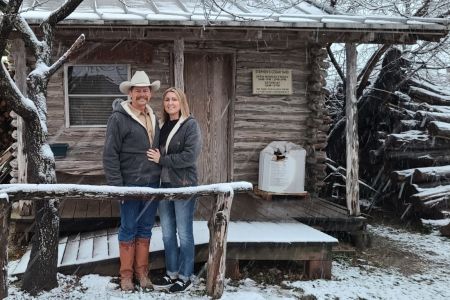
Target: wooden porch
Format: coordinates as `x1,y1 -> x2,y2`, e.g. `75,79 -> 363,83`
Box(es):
10,221 -> 338,280
8,189 -> 362,283
11,192 -> 366,235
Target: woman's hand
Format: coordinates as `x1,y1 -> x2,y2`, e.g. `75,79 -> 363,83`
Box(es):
147,148 -> 161,164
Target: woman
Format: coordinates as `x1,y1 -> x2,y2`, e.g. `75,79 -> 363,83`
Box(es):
147,87 -> 202,293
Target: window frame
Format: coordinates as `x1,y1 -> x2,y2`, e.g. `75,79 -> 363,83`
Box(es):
64,63 -> 131,128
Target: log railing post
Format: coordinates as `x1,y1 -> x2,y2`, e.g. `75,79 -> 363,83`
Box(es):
207,190 -> 234,299
345,43 -> 360,216
0,198 -> 11,299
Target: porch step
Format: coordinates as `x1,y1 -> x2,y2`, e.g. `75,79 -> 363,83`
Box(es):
10,221 -> 338,278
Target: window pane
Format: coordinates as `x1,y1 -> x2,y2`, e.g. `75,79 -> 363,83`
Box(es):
69,96 -> 126,126
68,65 -> 127,95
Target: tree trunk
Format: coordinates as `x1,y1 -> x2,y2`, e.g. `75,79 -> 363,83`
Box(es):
0,201 -> 11,299
20,76 -> 59,295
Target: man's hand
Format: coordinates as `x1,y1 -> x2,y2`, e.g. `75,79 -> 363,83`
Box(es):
147,148 -> 161,164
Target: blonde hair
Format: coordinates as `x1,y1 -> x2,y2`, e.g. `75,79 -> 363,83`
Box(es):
161,87 -> 190,122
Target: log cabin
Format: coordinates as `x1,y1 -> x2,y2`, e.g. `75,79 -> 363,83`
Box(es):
6,0 -> 449,234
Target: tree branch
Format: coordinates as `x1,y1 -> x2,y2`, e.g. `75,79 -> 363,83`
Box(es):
0,0 -> 22,55
0,62 -> 38,119
46,34 -> 85,77
11,13 -> 43,59
327,43 -> 345,86
0,0 -> 8,12
413,0 -> 432,17
44,0 -> 84,27
356,44 -> 391,99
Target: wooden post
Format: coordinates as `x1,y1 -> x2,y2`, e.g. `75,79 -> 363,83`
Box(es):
345,43 -> 360,216
207,191 -> 233,299
0,199 -> 11,299
173,39 -> 184,91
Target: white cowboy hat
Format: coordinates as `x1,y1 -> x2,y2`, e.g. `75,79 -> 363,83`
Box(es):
119,71 -> 160,94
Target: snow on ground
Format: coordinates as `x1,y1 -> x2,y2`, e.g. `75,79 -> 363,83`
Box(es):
6,220 -> 450,300
289,222 -> 450,300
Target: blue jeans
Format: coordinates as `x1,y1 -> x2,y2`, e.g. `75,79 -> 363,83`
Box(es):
159,182 -> 197,281
118,182 -> 159,242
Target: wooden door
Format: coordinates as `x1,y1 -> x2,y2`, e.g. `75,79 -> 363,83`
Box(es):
184,53 -> 232,184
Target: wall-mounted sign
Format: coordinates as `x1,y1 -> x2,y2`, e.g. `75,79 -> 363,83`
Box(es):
252,69 -> 293,95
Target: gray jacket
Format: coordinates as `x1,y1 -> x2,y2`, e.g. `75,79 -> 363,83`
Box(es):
103,99 -> 161,186
160,115 -> 202,187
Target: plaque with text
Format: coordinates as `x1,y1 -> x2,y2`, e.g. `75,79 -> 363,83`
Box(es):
252,69 -> 293,95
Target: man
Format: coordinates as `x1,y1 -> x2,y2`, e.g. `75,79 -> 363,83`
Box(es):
103,71 -> 161,291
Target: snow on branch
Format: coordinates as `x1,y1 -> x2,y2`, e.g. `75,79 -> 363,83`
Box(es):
11,12 -> 43,58
0,182 -> 253,203
0,62 -> 38,118
47,34 -> 85,77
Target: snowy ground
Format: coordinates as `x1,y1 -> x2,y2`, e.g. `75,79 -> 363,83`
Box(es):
6,219 -> 450,300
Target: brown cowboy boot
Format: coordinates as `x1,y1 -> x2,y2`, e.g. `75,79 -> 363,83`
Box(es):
134,238 -> 153,289
119,240 -> 135,291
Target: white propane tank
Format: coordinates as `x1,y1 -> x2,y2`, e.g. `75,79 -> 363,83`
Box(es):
258,141 -> 306,193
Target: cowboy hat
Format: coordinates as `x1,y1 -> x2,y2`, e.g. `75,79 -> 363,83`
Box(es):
119,71 -> 160,94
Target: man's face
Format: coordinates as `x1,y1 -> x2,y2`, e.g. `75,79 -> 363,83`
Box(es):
129,86 -> 152,110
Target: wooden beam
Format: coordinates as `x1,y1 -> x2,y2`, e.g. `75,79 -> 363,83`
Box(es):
345,43 -> 360,216
173,39 -> 184,91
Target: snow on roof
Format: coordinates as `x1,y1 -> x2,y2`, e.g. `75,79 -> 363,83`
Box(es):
13,0 -> 450,33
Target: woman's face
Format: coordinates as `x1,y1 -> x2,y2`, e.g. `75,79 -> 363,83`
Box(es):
164,91 -> 181,119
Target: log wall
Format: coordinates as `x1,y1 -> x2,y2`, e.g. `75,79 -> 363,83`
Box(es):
45,42 -> 172,181
233,47 -> 311,185
32,32 -> 329,191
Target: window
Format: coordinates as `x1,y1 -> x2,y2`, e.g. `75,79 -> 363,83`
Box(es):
65,65 -> 129,127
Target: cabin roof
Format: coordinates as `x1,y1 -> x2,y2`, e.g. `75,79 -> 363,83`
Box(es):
17,0 -> 450,37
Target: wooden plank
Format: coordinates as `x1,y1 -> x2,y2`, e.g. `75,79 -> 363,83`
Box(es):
107,228 -> 119,258
74,199 -> 89,219
111,200 -> 120,218
173,39 -> 184,91
93,230 -> 109,260
225,243 -> 331,261
254,186 -> 308,201
98,200 -> 112,218
306,260 -> 332,279
229,195 -> 268,221
57,236 -> 68,266
86,200 -> 100,218
60,198 -> 77,219
61,233 -> 80,266
77,232 -> 94,262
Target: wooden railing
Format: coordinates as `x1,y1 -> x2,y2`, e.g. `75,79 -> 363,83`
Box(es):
0,182 -> 253,299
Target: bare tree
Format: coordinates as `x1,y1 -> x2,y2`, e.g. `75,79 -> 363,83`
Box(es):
0,0 -> 84,295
